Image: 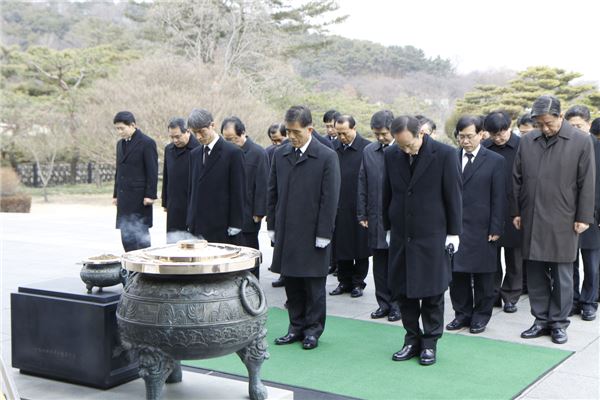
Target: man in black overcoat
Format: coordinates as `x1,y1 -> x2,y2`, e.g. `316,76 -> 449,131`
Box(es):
565,106 -> 600,321
482,111 -> 524,312
383,116 -> 462,366
268,106 -> 341,350
329,115 -> 371,298
113,111 -> 158,252
161,117 -> 199,243
186,108 -> 245,244
222,116 -> 269,278
447,116 -> 506,334
357,110 -> 401,321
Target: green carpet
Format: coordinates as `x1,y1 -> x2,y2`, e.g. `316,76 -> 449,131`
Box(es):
184,308 -> 571,400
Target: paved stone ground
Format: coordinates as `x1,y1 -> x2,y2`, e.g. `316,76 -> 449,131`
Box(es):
1,199 -> 598,399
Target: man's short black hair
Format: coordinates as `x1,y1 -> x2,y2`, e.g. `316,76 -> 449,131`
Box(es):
221,116 -> 246,136
335,114 -> 356,129
113,111 -> 136,125
415,114 -> 437,131
371,110 -> 394,130
517,112 -> 535,127
390,116 -> 420,137
188,108 -> 214,130
590,117 -> 600,136
484,111 -> 511,134
531,95 -> 561,117
455,115 -> 484,137
267,123 -> 287,138
565,105 -> 591,122
167,117 -> 186,132
285,106 -> 312,128
323,109 -> 341,123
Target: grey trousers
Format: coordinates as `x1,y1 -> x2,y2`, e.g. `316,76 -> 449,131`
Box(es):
526,260 -> 573,329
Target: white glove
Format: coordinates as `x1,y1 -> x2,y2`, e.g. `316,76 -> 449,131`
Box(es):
386,231 -> 391,246
445,235 -> 460,253
315,237 -> 330,248
227,227 -> 242,236
268,230 -> 275,242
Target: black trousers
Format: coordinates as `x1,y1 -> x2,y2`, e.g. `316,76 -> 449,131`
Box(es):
573,249 -> 600,309
495,247 -> 523,304
242,232 -> 260,279
120,225 -> 151,252
372,249 -> 399,312
449,272 -> 495,325
527,261 -> 573,329
337,258 -> 369,289
398,293 -> 445,350
284,276 -> 327,338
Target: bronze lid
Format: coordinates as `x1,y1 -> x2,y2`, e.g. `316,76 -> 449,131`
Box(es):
121,240 -> 261,275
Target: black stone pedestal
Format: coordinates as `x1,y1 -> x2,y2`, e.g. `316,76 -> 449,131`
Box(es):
11,277 -> 139,389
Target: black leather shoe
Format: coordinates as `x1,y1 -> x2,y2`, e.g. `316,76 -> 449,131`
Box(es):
388,309 -> 402,322
446,318 -> 470,331
271,277 -> 285,288
419,349 -> 436,366
350,287 -> 363,298
582,308 -> 597,321
329,284 -> 349,296
469,322 -> 486,334
503,302 -> 517,313
371,307 -> 389,319
521,324 -> 550,339
302,335 -> 318,350
551,328 -> 568,344
392,344 -> 420,361
274,333 -> 302,345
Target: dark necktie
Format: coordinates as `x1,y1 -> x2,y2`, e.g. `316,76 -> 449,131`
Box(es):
203,145 -> 210,165
409,154 -> 416,166
295,148 -> 302,162
382,144 -> 389,149
463,153 -> 474,176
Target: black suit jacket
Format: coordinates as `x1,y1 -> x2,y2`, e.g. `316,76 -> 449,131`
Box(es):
453,146 -> 506,273
113,129 -> 158,228
241,138 -> 269,233
186,136 -> 246,243
161,134 -> 200,232
382,134 -> 462,298
482,134 -> 522,248
580,136 -> 600,249
312,129 -> 336,150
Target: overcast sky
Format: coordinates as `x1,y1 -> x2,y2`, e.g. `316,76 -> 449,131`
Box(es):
328,0 -> 599,85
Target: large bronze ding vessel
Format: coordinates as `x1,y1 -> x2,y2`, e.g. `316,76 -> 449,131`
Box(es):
116,239 -> 268,400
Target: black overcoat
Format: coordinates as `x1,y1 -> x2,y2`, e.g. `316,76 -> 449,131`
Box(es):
357,141 -> 388,250
113,129 -> 158,229
453,147 -> 506,273
512,122 -> 596,263
579,136 -> 600,250
241,138 -> 269,233
161,135 -> 200,232
186,136 -> 246,243
382,135 -> 462,298
267,137 -> 341,277
312,129 -> 336,150
333,134 -> 370,260
482,134 -> 522,248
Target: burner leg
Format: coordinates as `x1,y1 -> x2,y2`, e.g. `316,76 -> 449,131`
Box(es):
166,360 -> 182,383
236,327 -> 269,400
138,347 -> 176,400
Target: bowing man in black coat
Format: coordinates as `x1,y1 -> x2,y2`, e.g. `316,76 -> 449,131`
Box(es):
185,108 -> 245,244
447,116 -> 506,334
383,116 -> 462,366
268,106 -> 341,350
161,117 -> 200,243
481,112 -> 523,312
565,107 -> 600,321
222,116 -> 269,278
112,111 -> 158,252
329,115 -> 371,298
266,123 -> 288,167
